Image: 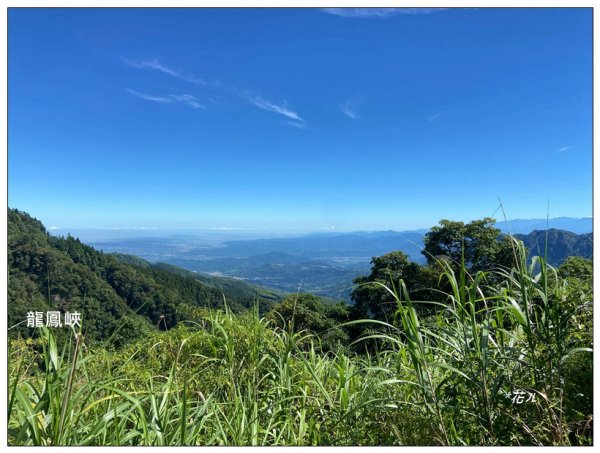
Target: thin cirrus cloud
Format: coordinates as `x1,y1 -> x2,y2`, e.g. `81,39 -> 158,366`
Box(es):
341,99 -> 360,120
427,109 -> 454,123
122,57 -> 206,85
127,89 -> 205,109
428,111 -> 444,123
557,146 -> 572,154
124,57 -> 303,125
247,94 -> 304,122
321,8 -> 448,18
287,120 -> 307,129
169,94 -> 205,109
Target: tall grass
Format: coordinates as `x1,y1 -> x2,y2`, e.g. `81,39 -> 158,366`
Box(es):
8,241 -> 593,445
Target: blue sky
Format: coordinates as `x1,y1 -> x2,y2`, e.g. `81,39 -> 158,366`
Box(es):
8,7 -> 592,232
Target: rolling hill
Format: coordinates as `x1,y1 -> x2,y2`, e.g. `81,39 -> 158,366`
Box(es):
8,209 -> 285,346
515,229 -> 593,266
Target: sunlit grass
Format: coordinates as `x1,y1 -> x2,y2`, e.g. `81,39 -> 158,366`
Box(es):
8,240 -> 593,445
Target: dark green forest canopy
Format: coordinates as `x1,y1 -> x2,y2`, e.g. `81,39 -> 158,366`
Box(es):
8,209 -> 284,346
422,217 -> 516,271
8,209 -> 593,347
351,217 -> 593,322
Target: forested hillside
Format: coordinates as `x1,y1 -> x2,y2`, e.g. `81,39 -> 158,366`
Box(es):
515,229 -> 593,266
8,209 -> 283,346
8,210 -> 594,445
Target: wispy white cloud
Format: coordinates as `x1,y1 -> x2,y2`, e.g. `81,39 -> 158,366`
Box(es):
557,146 -> 572,154
169,94 -> 205,109
127,89 -> 205,109
427,109 -> 454,123
287,120 -> 306,129
321,8 -> 448,18
123,57 -> 205,85
247,94 -> 303,122
427,112 -> 443,122
124,58 -> 303,127
127,89 -> 173,104
341,99 -> 361,120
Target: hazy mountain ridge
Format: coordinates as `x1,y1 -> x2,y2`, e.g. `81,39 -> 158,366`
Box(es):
86,217 -> 592,301
514,229 -> 593,266
496,217 -> 592,235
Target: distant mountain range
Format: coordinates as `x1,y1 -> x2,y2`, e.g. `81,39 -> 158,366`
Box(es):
514,229 -> 593,266
495,217 -> 592,235
87,217 -> 592,301
177,230 -> 428,262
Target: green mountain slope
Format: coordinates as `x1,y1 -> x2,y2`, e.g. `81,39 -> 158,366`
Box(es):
8,209 -> 284,346
514,229 -> 593,266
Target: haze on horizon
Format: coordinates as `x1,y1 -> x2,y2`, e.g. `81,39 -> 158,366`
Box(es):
39,215 -> 592,246
8,8 -> 592,232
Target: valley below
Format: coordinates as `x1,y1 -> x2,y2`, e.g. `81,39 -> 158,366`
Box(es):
83,217 -> 592,302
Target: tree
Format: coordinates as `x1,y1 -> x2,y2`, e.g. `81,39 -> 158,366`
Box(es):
422,217 -> 515,274
558,256 -> 592,283
351,251 -> 424,321
266,293 -> 350,351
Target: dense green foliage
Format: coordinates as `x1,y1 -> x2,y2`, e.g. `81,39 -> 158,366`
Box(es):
266,293 -> 351,351
148,262 -> 284,315
350,218 -> 582,323
7,209 -> 593,445
8,240 -> 593,445
351,251 -> 433,320
8,209 -> 283,346
423,217 -> 515,272
350,217 -> 515,321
